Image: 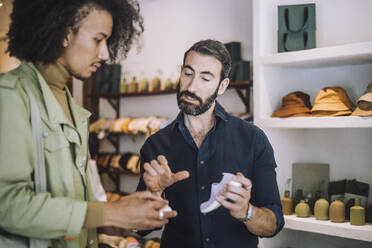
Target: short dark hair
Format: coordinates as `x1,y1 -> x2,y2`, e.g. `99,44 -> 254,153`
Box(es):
182,39 -> 231,81
7,0 -> 144,64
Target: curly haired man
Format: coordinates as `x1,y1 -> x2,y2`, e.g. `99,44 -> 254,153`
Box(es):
0,1 -> 176,247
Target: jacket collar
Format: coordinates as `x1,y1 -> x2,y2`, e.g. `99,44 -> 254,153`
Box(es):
20,61 -> 91,126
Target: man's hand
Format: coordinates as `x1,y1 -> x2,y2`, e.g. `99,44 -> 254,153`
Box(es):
103,191 -> 177,230
215,172 -> 252,219
143,155 -> 189,192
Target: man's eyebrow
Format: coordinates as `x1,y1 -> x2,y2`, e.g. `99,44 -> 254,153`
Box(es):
97,32 -> 108,38
200,71 -> 215,77
183,65 -> 195,72
183,65 -> 214,77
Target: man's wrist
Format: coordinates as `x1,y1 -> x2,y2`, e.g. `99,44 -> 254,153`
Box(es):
148,187 -> 165,197
237,203 -> 255,223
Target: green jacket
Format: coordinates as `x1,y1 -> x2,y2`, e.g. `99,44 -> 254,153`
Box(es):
0,62 -> 98,248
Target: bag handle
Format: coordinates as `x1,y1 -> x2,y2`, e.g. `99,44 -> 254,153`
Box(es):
284,6 -> 309,33
24,83 -> 49,248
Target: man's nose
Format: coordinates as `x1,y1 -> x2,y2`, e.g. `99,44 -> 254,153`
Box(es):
187,76 -> 199,93
98,40 -> 110,61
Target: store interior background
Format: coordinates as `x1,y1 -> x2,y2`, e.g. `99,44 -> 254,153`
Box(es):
1,0 -> 372,247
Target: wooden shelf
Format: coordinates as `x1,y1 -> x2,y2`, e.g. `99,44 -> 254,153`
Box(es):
259,41 -> 372,68
284,215 -> 372,242
100,88 -> 176,98
257,116 -> 372,129
99,80 -> 252,98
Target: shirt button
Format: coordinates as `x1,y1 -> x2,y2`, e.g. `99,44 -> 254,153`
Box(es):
89,239 -> 94,245
205,238 -> 210,242
200,160 -> 204,165
82,156 -> 87,162
43,132 -> 48,138
201,186 -> 205,190
82,120 -> 87,125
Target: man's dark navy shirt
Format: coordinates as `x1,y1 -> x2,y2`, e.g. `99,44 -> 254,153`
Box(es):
137,102 -> 284,248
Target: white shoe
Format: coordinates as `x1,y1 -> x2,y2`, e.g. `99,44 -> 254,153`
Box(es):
200,173 -> 242,214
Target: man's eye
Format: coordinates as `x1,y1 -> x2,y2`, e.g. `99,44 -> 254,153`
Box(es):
202,78 -> 210,82
94,38 -> 102,43
184,72 -> 192,77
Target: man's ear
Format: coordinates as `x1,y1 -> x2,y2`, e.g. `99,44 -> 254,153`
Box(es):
63,29 -> 73,48
218,78 -> 230,95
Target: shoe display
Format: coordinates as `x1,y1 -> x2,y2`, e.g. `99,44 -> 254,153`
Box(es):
200,173 -> 241,214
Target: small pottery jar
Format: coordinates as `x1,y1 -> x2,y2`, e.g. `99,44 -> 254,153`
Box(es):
314,198 -> 329,220
329,200 -> 345,223
120,78 -> 128,93
139,79 -> 149,92
164,78 -> 174,90
281,190 -> 293,215
350,198 -> 365,225
151,77 -> 161,92
128,77 -> 138,93
295,200 -> 310,217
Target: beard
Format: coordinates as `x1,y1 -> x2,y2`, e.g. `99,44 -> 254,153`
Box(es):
176,83 -> 220,116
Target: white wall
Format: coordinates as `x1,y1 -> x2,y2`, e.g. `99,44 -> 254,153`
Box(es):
122,0 -> 253,82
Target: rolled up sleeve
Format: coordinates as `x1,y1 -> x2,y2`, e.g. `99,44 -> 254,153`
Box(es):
251,127 -> 284,237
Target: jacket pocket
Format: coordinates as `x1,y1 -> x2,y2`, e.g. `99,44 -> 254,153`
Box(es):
43,125 -> 69,152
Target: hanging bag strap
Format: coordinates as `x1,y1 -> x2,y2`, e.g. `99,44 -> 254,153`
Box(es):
24,84 -> 49,248
283,7 -> 309,51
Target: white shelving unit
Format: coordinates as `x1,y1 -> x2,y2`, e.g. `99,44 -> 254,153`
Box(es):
284,215 -> 372,242
259,41 -> 372,68
255,41 -> 372,128
253,0 -> 372,247
260,116 -> 372,129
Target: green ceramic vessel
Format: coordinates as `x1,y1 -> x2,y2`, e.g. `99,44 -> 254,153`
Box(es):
295,200 -> 310,217
350,198 -> 365,226
314,198 -> 329,220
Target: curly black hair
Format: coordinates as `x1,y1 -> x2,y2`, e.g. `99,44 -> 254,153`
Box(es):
7,0 -> 144,64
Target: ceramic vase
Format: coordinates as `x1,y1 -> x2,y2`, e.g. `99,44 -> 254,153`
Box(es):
128,77 -> 138,93
329,200 -> 345,223
350,198 -> 365,226
295,200 -> 310,217
281,190 -> 293,215
314,198 -> 329,220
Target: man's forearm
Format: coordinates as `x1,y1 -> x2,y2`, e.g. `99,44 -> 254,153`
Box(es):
244,206 -> 277,236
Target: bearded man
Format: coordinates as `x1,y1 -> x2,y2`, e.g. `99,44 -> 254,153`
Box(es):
136,39 -> 284,248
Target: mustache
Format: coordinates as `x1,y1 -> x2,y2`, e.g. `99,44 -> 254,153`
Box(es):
179,90 -> 202,104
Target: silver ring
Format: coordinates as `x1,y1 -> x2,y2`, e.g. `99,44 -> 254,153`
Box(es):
246,184 -> 252,190
159,210 -> 164,220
